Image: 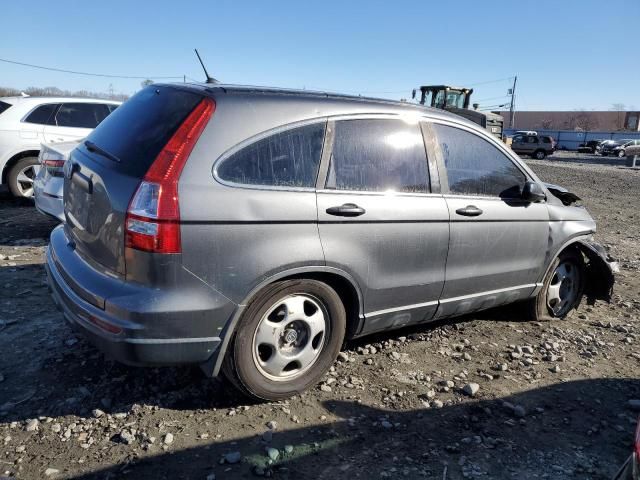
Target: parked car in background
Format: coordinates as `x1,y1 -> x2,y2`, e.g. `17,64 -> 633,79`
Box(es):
511,132 -> 556,159
34,140 -> 79,221
598,139 -> 624,156
0,96 -> 120,198
612,140 -> 640,158
46,84 -> 615,401
577,140 -> 603,154
612,417 -> 640,479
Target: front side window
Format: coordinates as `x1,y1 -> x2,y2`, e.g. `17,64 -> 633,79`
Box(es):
433,123 -> 526,198
326,119 -> 429,193
55,103 -> 110,128
217,122 -> 325,188
24,104 -> 58,125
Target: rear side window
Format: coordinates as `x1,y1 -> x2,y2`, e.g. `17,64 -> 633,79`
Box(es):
0,101 -> 11,116
326,119 -> 429,193
217,122 -> 325,188
433,123 -> 526,198
24,104 -> 58,125
83,86 -> 203,176
55,103 -> 110,128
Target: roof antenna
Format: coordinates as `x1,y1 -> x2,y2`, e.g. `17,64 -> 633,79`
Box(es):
194,49 -> 218,84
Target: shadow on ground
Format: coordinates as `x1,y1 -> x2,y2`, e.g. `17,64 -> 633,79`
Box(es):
63,378 -> 639,479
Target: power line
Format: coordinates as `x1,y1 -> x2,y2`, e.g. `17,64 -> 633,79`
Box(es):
0,57 -> 182,80
475,95 -> 510,103
468,76 -> 515,87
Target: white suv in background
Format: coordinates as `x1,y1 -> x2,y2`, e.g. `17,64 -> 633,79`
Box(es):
0,96 -> 120,198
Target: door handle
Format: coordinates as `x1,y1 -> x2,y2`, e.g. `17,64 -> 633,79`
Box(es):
455,205 -> 483,217
326,203 -> 366,217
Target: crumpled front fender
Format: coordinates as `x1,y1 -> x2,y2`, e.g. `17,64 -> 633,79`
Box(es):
575,239 -> 618,304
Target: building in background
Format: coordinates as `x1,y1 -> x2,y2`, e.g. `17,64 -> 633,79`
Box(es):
497,110 -> 640,132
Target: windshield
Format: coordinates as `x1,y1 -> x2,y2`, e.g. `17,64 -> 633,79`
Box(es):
445,91 -> 466,109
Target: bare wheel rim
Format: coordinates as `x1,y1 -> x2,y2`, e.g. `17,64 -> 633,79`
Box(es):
546,260 -> 580,317
15,164 -> 40,197
252,293 -> 329,381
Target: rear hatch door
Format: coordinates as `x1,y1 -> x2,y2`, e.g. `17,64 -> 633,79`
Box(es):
63,85 -> 205,274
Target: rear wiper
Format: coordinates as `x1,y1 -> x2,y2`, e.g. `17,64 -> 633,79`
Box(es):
84,140 -> 121,163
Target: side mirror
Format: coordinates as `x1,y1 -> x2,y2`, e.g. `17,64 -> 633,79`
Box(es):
522,181 -> 546,203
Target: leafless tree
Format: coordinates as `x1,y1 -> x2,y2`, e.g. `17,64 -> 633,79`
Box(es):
563,114 -> 578,130
540,118 -> 554,129
0,85 -> 128,101
611,103 -> 626,130
575,112 -> 598,131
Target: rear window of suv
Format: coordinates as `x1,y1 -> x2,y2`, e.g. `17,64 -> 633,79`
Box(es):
81,86 -> 202,176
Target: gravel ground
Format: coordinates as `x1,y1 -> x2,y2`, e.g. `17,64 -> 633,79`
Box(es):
0,158 -> 639,480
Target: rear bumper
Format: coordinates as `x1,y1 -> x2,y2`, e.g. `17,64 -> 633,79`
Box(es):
34,174 -> 64,222
612,453 -> 639,479
46,225 -> 237,367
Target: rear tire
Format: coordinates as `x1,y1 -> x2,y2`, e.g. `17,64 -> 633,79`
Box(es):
528,249 -> 585,321
533,149 -> 546,160
8,157 -> 39,198
222,279 -> 346,401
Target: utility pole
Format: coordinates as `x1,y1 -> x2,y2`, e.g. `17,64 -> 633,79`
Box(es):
509,76 -> 517,129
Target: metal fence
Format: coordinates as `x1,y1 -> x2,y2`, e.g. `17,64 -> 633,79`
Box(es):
503,129 -> 640,151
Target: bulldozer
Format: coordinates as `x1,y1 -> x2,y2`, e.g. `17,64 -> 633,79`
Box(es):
412,85 -> 504,140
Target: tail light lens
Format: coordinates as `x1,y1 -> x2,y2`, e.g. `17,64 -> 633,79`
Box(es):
40,149 -> 66,176
125,97 -> 215,254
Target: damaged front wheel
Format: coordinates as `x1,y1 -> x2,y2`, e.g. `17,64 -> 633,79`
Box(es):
529,249 -> 585,321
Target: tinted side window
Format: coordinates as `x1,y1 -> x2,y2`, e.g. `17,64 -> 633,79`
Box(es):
24,104 -> 58,125
217,122 -> 326,188
433,123 -> 526,198
55,103 -> 106,128
326,119 -> 428,193
0,101 -> 12,116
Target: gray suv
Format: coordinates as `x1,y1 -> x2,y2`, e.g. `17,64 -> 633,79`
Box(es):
511,133 -> 556,159
46,84 -> 615,400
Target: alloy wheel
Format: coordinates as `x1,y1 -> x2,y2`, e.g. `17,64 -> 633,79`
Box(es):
546,260 -> 580,317
15,164 -> 40,197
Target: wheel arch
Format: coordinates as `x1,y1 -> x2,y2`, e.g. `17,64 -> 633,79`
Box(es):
1,149 -> 40,185
201,266 -> 365,377
534,236 -> 615,304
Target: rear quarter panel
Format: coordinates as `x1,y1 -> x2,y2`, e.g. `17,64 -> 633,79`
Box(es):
178,95 -> 331,304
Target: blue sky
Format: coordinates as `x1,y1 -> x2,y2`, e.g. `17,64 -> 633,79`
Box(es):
1,0 -> 638,111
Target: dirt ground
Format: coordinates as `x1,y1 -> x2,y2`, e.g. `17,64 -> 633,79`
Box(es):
0,155 -> 639,480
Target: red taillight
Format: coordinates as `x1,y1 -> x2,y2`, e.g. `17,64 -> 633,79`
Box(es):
43,159 -> 65,168
80,313 -> 123,335
125,97 -> 215,254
